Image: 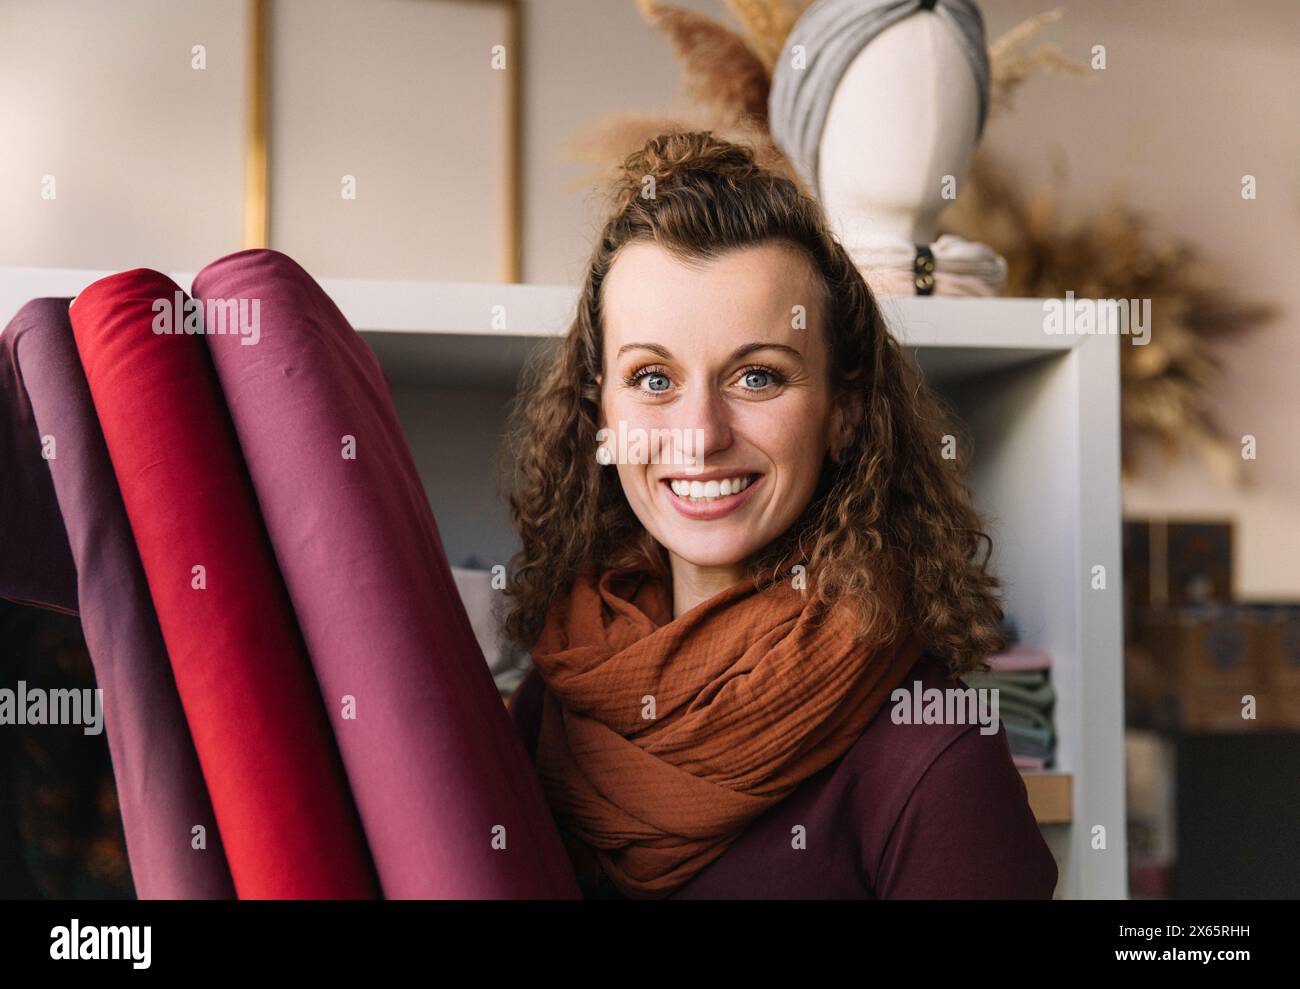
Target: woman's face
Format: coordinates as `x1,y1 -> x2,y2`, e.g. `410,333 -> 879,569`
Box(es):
598,240 -> 851,576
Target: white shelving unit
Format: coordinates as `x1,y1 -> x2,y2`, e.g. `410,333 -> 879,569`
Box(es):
1,269 -> 1127,899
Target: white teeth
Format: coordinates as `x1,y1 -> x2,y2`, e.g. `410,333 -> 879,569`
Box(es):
668,474 -> 754,502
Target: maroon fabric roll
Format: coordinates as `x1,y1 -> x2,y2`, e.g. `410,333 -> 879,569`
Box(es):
0,313 -> 77,616
192,249 -> 579,898
69,269 -> 379,899
3,298 -> 234,898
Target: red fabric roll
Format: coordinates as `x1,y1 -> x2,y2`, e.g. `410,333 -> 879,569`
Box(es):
69,269 -> 378,898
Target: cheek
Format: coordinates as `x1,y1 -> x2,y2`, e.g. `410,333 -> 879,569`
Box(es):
742,397 -> 832,467
602,390 -> 647,439
603,392 -> 683,466
615,464 -> 647,506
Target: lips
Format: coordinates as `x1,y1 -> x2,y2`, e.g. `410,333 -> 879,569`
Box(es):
667,473 -> 755,501
659,472 -> 762,520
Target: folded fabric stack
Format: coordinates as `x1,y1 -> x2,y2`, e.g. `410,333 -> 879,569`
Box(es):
0,250 -> 579,899
965,645 -> 1056,771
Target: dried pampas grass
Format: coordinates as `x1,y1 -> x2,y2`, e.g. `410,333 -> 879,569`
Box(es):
721,0 -> 809,72
632,0 -> 774,128
942,154 -> 1275,477
988,7 -> 1089,116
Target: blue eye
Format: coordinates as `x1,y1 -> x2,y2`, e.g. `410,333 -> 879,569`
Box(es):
624,366 -> 672,393
737,365 -> 784,390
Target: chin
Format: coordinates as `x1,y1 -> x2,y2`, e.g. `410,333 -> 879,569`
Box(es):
658,531 -> 762,569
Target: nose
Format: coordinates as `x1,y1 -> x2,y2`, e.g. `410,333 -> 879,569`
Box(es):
669,383 -> 733,470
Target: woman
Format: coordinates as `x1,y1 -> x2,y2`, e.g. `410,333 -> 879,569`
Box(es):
502,130 -> 1056,900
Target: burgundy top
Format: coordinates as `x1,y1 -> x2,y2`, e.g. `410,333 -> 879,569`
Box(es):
508,652 -> 1058,899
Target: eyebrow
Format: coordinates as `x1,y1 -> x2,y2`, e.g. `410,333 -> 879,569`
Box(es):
614,341 -> 805,363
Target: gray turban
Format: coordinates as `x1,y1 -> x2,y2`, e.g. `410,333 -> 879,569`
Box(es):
769,0 -> 991,196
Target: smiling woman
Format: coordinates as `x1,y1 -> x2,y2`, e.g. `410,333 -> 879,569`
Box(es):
500,130 -> 1056,900
596,239 -> 846,615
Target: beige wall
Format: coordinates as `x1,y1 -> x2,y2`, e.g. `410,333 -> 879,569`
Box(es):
268,0 -> 512,280
519,0 -> 717,284
0,0 -> 712,279
0,0 -> 246,271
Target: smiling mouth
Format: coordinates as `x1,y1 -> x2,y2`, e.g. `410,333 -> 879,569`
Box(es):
663,473 -> 759,503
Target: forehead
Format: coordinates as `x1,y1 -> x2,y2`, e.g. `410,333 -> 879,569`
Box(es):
601,240 -> 822,348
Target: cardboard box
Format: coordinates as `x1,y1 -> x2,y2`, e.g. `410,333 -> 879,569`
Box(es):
1134,605 -> 1276,732
1252,604 -> 1300,691
1137,606 -> 1265,693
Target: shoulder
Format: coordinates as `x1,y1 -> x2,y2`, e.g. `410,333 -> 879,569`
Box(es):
835,654 -> 988,812
841,654 -> 1059,898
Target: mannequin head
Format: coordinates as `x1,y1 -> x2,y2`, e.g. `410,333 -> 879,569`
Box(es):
819,12 -> 981,244
768,0 -> 991,245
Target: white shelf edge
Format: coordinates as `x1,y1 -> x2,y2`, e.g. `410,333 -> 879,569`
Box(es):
1,267 -> 1085,354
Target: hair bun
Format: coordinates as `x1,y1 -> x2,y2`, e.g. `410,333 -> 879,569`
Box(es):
612,130 -> 761,208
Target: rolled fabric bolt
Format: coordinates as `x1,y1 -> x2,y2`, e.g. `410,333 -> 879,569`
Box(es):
3,298 -> 234,898
0,312 -> 78,615
69,269 -> 378,899
193,248 -> 580,898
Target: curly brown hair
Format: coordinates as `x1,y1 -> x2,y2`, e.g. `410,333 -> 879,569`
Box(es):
499,130 -> 1004,677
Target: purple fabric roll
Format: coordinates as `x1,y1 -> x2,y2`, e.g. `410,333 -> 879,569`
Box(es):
3,298 -> 235,899
0,310 -> 78,616
192,249 -> 579,898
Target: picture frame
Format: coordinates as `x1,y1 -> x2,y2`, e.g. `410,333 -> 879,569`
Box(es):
242,0 -> 522,281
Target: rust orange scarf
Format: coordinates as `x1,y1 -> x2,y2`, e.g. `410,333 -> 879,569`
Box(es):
529,566 -> 924,899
